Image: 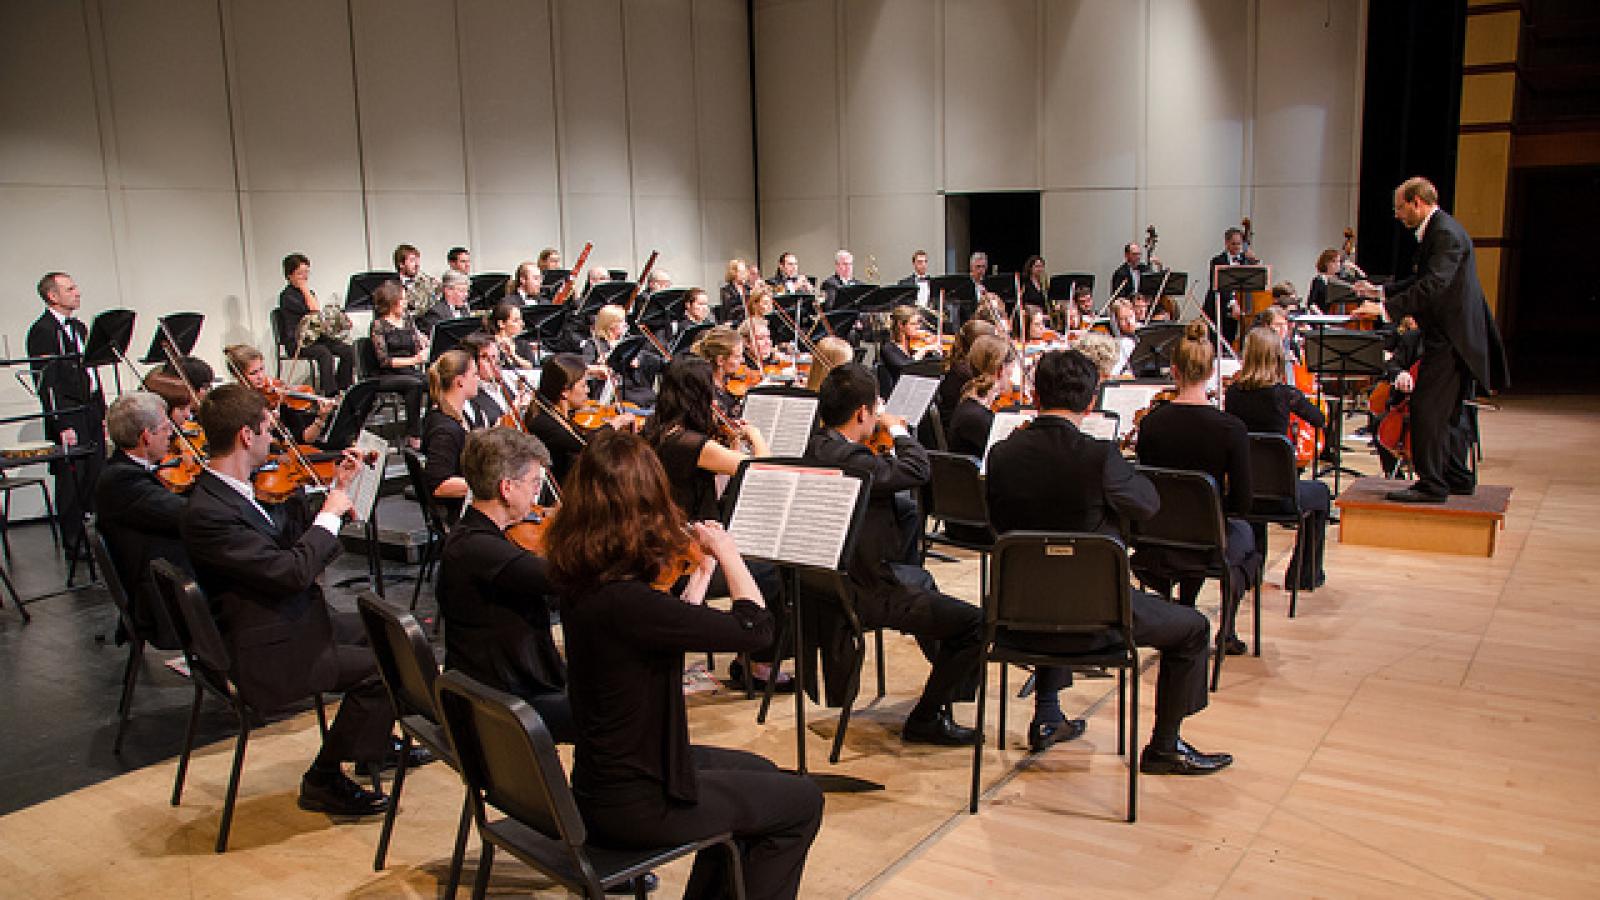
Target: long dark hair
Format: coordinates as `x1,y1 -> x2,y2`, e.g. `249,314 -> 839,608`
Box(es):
543,429 -> 693,594
642,356 -> 717,444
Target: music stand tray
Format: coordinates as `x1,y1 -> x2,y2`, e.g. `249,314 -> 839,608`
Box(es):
83,309 -> 137,369
140,313 -> 203,364
1140,270 -> 1188,297
1048,273 -> 1093,303
429,317 -> 487,362
344,271 -> 398,311
469,273 -> 510,309
1127,322 -> 1187,375
1213,264 -> 1269,294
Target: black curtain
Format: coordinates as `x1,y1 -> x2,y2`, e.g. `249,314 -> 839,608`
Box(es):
1356,3 -> 1468,280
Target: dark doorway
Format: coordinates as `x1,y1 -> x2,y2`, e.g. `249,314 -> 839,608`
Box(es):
1503,166 -> 1600,392
944,192 -> 1040,277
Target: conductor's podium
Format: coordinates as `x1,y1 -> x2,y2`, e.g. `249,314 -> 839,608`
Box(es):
1336,478 -> 1512,557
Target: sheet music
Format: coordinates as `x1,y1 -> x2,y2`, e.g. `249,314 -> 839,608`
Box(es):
346,430 -> 390,523
883,374 -> 938,423
1291,314 -> 1355,325
727,464 -> 860,569
739,393 -> 818,458
981,410 -> 1036,473
1098,383 -> 1171,429
1080,412 -> 1118,442
1207,359 -> 1241,396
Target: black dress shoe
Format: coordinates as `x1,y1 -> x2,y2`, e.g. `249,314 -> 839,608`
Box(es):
1386,487 -> 1447,503
606,872 -> 659,895
298,771 -> 389,816
354,740 -> 437,777
1224,635 -> 1248,656
1027,718 -> 1087,753
1139,739 -> 1234,776
902,712 -> 978,747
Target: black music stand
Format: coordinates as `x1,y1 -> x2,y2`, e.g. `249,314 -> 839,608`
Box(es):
83,309 -> 137,394
469,273 -> 509,309
429,317 -> 487,362
577,281 -> 635,320
523,304 -> 571,352
1303,328 -> 1386,496
1127,322 -> 1187,377
1048,273 -> 1093,303
638,288 -> 688,333
344,271 -> 397,311
982,274 -> 1017,307
928,275 -> 976,327
539,268 -> 569,298
139,313 -> 203,365
670,322 -> 714,357
772,293 -> 819,340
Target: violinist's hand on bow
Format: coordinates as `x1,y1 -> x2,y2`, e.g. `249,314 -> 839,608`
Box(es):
1353,280 -> 1382,300
1395,370 -> 1414,392
612,412 -> 641,433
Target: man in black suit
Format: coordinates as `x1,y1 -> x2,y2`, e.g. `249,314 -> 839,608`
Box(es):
985,349 -> 1232,773
417,269 -> 475,336
1110,242 -> 1159,300
819,249 -> 857,308
896,249 -> 933,309
1355,176 -> 1509,503
1206,227 -> 1259,344
438,428 -> 574,741
181,383 -> 403,816
803,364 -> 983,746
26,272 -> 106,560
95,392 -> 185,649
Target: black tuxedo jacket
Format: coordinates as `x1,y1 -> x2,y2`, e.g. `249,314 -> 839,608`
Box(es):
1383,209 -> 1508,392
95,451 -> 188,647
802,429 -> 929,613
181,469 -> 343,712
1109,263 -> 1151,299
417,298 -> 470,337
986,416 -> 1158,539
26,311 -> 104,443
277,284 -> 309,348
718,282 -> 749,322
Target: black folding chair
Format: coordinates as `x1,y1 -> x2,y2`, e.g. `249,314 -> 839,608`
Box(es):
90,524 -> 157,754
434,670 -> 745,899
149,560 -> 329,853
1245,434 -> 1312,618
401,448 -> 449,613
1130,467 -> 1248,691
970,533 -> 1139,822
924,450 -> 997,603
356,592 -> 472,895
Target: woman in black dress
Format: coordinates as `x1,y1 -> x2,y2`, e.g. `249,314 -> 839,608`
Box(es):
934,319 -> 997,422
1225,327 -> 1332,590
544,430 -> 823,899
878,304 -> 936,394
524,353 -> 639,486
944,334 -> 1014,458
420,349 -> 479,524
368,279 -> 429,444
1134,319 -> 1260,654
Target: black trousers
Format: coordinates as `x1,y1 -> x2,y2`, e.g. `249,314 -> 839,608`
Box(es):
579,746 -> 824,900
1014,588 -> 1211,733
301,337 -> 356,395
49,399 -> 105,555
373,370 -> 427,436
1137,518 -> 1260,639
1286,479 -> 1331,588
1409,344 -> 1476,497
315,612 -> 398,766
870,564 -> 984,715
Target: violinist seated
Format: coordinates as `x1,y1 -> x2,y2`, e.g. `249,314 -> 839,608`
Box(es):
945,336 -> 1016,458
1224,327 -> 1332,592
524,353 -> 640,486
692,325 -> 746,420
803,364 -> 984,746
641,357 -> 787,688
487,301 -> 538,371
181,383 -> 415,818
1133,320 -> 1262,656
460,333 -> 524,430
804,336 -> 853,393
146,354 -> 214,428
737,316 -> 791,375
984,349 -> 1231,772
879,304 -> 939,395
225,343 -> 338,447
582,303 -> 655,405
421,350 -> 482,525
438,428 -> 575,742
1073,331 -> 1122,383
94,392 -> 188,649
934,320 -> 998,423
368,279 -> 429,446
1107,298 -> 1139,377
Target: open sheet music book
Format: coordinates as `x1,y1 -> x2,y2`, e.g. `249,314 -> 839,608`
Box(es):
726,463 -> 862,570
882,374 -> 938,423
346,430 -> 390,523
1098,382 -> 1173,431
1080,412 -> 1119,442
739,391 -> 819,458
981,410 -> 1036,473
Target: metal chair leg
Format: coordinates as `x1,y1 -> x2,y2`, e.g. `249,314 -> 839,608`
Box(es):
172,682 -> 205,805
1116,666 -> 1126,757
873,628 -> 886,699
214,723 -> 251,853
470,840 -> 494,900
113,641 -> 144,754
445,791 -> 472,898
997,663 -> 1008,749
373,733 -> 413,870
969,656 -> 988,813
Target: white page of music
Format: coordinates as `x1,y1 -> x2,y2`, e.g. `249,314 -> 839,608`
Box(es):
727,464 -> 860,569
981,410 -> 1036,474
883,374 -> 938,423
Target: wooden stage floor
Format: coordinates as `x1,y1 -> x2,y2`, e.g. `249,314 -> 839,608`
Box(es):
1,394 -> 1597,898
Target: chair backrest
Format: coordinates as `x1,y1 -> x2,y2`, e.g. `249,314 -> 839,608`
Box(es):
1130,466 -> 1227,555
434,670 -> 586,848
989,532 -> 1133,636
921,402 -> 949,452
1247,433 -> 1299,510
268,307 -> 290,356
927,451 -> 994,538
354,337 -> 381,380
149,559 -> 234,696
357,591 -> 441,724
89,523 -> 140,642
402,447 -> 449,534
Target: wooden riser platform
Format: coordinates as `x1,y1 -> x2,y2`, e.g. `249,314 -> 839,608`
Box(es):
1335,477 -> 1511,556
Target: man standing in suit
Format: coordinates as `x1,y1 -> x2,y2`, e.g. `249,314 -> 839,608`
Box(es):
897,249 -> 933,309
1110,242 -> 1160,300
95,392 -> 185,649
985,349 -> 1232,773
418,269 -> 474,336
182,383 -> 405,816
820,250 -> 857,308
804,364 -> 983,746
27,272 -> 106,561
1207,227 -> 1258,344
1355,176 -> 1508,503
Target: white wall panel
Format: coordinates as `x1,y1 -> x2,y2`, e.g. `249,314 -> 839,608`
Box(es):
1041,1 -> 1142,190
1254,0 -> 1361,188
1146,184 -> 1243,291
941,0 -> 1038,192
555,0 -> 632,210
0,186 -> 119,338
0,3 -> 104,188
844,0 -> 938,196
100,0 -> 236,191
351,0 -> 467,193
754,0 -> 839,203
847,194 -> 944,283
1147,0 -> 1249,190
364,192 -> 473,278
118,189 -> 248,360
458,0 -> 560,194
693,0 -> 757,203
472,193 -> 565,274
1041,189 -> 1137,281
1250,184 -> 1356,290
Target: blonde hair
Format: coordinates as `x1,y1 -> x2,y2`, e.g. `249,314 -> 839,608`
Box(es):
428,349 -> 474,419
1233,326 -> 1286,391
748,280 -> 774,316
224,344 -> 264,381
1171,319 -> 1215,386
806,336 -> 852,391
724,258 -> 747,285
693,324 -> 741,365
592,304 -> 626,337
962,335 -> 1012,400
944,319 -> 996,373
1074,332 -> 1120,379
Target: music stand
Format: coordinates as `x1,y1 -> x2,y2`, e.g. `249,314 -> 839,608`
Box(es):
606,268 -> 629,282
344,271 -> 397,311
638,288 -> 688,333
928,275 -> 976,325
773,293 -> 819,339
982,274 -> 1017,305
670,322 -> 714,357
539,268 -> 569,298
523,304 -> 570,350
1048,273 -> 1093,303
429,317 -> 488,362
469,273 -> 509,309
83,309 -> 137,394
140,313 -> 203,364
1302,328 -> 1386,495
577,281 -> 635,320
1126,322 -> 1187,376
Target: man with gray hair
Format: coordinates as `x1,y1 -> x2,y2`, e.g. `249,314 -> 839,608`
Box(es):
821,249 -> 856,308
95,392 -> 187,648
418,268 -> 474,336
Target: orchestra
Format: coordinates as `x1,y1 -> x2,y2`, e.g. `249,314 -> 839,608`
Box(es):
14,183 -> 1509,898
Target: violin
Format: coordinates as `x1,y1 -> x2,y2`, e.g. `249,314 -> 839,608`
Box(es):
724,363 -> 764,398
507,505 -> 705,591
156,430 -> 206,494
260,377 -> 321,413
1119,389 -> 1178,452
252,446 -> 379,505
867,422 -> 896,456
571,400 -> 644,431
